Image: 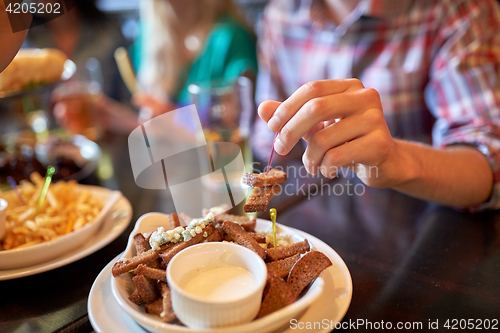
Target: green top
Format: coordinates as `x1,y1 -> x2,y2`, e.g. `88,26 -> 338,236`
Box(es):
131,15 -> 258,106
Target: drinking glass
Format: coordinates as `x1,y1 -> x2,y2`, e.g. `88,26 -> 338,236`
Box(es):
52,80 -> 102,141
188,77 -> 254,209
52,58 -> 104,142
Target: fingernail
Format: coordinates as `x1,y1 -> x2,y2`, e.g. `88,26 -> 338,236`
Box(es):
257,103 -> 265,118
274,138 -> 285,155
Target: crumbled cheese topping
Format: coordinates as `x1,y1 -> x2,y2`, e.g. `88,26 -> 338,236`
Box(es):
149,212 -> 215,250
149,226 -> 185,251
266,233 -> 293,247
209,206 -> 225,215
263,224 -> 282,235
260,225 -> 293,247
183,212 -> 214,242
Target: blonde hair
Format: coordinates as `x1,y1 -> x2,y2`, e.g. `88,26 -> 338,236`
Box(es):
139,0 -> 249,97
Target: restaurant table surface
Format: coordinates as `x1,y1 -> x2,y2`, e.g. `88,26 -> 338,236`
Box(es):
1,133 -> 499,333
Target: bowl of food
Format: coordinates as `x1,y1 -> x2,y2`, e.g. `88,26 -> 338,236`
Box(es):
0,174 -> 121,269
0,131 -> 101,185
34,133 -> 101,181
110,211 -> 331,333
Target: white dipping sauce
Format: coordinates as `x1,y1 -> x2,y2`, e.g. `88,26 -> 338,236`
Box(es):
180,263 -> 256,301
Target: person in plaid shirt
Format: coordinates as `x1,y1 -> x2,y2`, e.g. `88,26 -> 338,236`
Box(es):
252,0 -> 500,211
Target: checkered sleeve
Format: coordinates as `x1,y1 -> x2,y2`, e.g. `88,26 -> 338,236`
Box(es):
425,0 -> 500,211
252,3 -> 289,162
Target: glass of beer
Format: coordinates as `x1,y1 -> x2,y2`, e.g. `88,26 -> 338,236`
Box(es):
52,80 -> 102,141
188,77 -> 254,198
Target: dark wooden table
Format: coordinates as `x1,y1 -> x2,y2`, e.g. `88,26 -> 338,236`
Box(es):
1,134 -> 499,333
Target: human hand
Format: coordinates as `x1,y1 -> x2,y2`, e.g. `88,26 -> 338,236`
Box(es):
52,92 -> 98,139
53,93 -> 141,136
258,79 -> 405,188
132,93 -> 176,118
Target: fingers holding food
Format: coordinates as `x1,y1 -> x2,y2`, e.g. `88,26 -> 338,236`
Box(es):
259,80 -> 397,188
257,100 -> 282,123
262,79 -> 367,155
302,113 -> 370,175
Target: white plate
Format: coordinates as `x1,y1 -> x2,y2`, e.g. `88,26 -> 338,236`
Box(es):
0,186 -> 132,280
89,220 -> 352,333
0,185 -> 121,270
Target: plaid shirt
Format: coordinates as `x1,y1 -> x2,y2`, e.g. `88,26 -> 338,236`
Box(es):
252,0 -> 500,211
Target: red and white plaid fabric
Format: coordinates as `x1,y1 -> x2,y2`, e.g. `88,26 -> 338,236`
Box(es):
252,0 -> 500,211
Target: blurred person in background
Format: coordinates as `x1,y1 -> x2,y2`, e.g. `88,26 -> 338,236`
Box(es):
133,0 -> 257,111
0,1 -> 30,73
25,0 -> 129,101
93,0 -> 258,133
253,0 -> 500,211
23,0 -> 131,139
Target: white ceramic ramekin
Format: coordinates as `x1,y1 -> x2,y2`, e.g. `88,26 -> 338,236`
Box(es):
167,242 -> 267,329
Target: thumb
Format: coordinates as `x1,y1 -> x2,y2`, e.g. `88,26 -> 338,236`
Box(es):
258,100 -> 281,123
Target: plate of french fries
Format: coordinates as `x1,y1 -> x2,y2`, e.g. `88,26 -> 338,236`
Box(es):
0,173 -> 121,270
100,210 -> 352,333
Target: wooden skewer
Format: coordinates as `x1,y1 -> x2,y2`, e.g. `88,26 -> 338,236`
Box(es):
270,208 -> 278,260
266,132 -> 279,174
114,47 -> 141,96
36,166 -> 55,214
